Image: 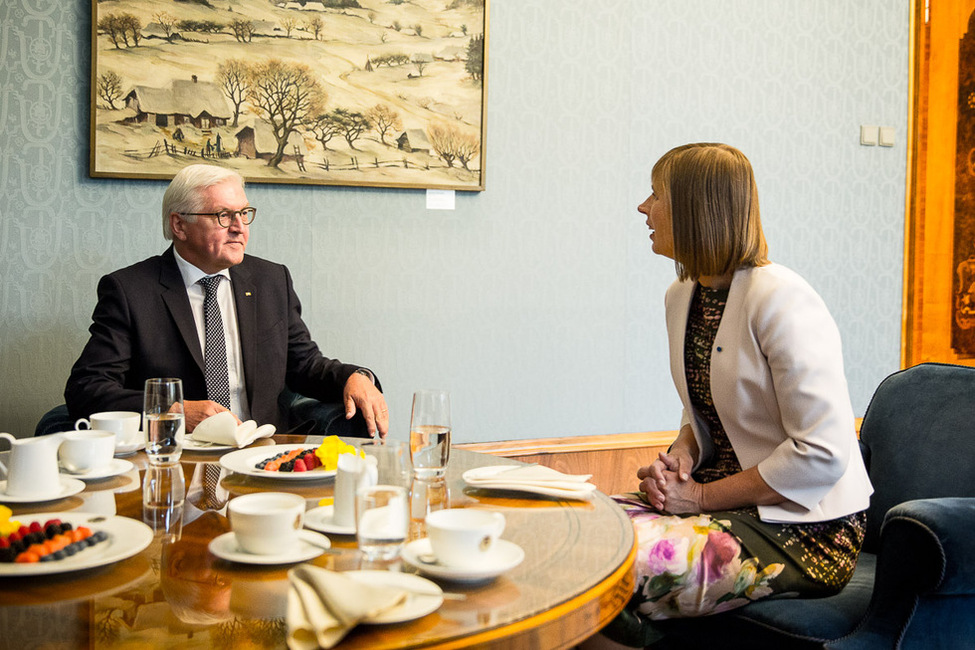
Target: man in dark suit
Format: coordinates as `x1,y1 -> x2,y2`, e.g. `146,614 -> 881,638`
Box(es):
65,164 -> 388,437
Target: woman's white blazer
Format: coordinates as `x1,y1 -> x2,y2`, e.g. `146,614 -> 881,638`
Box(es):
665,263 -> 873,523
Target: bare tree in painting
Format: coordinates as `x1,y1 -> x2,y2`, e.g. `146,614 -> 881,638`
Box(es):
367,104 -> 401,145
307,16 -> 324,40
121,14 -> 142,47
330,108 -> 372,150
281,16 -> 300,38
97,70 -> 124,109
454,129 -> 480,170
428,123 -> 457,168
230,19 -> 255,43
153,12 -> 179,40
248,59 -> 325,167
218,59 -> 250,127
307,112 -> 343,151
97,14 -> 127,49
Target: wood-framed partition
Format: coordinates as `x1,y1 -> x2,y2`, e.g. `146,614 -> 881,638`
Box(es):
904,0 -> 975,367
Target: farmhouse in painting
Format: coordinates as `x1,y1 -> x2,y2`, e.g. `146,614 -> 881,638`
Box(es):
234,122 -> 307,165
123,76 -> 232,129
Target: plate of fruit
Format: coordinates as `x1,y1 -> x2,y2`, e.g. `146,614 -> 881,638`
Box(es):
219,437 -> 364,480
0,508 -> 153,576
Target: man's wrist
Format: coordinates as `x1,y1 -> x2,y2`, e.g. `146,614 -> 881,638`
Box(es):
354,368 -> 375,383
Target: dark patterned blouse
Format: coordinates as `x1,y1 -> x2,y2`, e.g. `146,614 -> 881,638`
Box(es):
684,283 -> 865,588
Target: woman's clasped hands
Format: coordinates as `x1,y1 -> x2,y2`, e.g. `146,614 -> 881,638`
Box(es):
638,448 -> 704,515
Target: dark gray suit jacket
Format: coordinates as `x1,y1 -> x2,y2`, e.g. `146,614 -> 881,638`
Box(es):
65,247 -> 370,430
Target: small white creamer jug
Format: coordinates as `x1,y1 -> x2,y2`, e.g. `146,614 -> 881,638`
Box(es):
333,453 -> 378,529
0,432 -> 65,499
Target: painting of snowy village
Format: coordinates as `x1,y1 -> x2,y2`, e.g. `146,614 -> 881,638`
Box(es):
90,0 -> 487,190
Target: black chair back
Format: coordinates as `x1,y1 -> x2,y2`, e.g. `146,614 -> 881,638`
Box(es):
858,362 -> 975,552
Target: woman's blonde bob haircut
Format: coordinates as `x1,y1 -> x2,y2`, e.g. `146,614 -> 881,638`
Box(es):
652,143 -> 769,281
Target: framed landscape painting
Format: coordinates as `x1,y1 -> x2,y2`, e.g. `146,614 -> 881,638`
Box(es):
89,0 -> 488,190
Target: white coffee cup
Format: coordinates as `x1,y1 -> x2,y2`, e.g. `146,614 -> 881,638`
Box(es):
59,430 -> 116,474
228,492 -> 306,555
425,508 -> 506,568
76,411 -> 142,448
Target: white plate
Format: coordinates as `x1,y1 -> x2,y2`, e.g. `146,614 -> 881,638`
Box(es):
184,437 -> 236,452
0,511 -> 153,576
220,444 -> 335,480
0,477 -> 87,504
346,570 -> 443,623
208,530 -> 330,565
304,504 -> 356,535
60,458 -> 134,481
114,439 -> 145,456
401,538 -> 525,584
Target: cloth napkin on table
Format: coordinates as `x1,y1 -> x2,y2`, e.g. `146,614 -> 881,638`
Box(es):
462,465 -> 598,499
189,411 -> 276,447
286,564 -> 407,650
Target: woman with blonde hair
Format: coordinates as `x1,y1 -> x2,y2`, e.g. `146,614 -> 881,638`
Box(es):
602,143 -> 873,647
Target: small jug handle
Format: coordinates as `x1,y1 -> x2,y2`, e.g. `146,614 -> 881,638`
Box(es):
0,432 -> 15,476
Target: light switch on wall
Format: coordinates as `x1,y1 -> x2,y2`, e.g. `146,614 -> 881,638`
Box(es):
860,125 -> 879,146
879,126 -> 895,147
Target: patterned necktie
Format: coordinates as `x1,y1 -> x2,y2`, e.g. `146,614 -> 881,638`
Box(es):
198,275 -> 231,410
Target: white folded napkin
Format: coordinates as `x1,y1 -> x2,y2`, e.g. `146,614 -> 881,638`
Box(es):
463,465 -> 598,499
190,411 -> 276,447
287,565 -> 407,650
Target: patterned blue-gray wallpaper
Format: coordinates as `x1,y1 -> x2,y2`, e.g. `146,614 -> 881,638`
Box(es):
0,1 -> 908,443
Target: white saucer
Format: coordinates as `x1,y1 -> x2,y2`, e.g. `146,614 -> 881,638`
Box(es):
61,458 -> 134,481
114,439 -> 145,456
304,504 -> 356,535
401,538 -> 525,584
208,529 -> 330,565
346,571 -> 444,623
0,477 -> 87,503
184,437 -> 235,452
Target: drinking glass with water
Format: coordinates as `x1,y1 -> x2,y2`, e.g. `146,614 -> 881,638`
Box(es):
409,390 -> 450,478
144,378 -> 185,466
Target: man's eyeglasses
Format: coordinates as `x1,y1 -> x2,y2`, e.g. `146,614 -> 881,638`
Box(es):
179,207 -> 257,228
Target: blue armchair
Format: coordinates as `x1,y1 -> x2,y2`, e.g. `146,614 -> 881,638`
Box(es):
653,362 -> 975,649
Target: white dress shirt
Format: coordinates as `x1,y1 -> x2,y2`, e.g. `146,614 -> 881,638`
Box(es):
173,248 -> 251,420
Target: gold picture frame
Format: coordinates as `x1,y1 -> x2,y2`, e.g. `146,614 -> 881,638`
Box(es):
89,0 -> 488,190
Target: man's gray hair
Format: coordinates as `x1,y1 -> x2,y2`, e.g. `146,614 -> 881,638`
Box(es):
162,164 -> 245,240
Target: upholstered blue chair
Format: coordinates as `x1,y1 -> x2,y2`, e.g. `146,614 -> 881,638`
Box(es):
653,362 -> 975,650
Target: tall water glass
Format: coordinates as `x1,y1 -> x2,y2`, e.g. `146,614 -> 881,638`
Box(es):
409,390 -> 450,479
144,378 -> 185,466
356,484 -> 409,561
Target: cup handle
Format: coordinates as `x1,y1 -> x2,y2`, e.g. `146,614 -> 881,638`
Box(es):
75,418 -> 91,430
492,512 -> 506,538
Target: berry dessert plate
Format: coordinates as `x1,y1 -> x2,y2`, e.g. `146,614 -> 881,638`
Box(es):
0,511 -> 153,577
219,444 -> 336,480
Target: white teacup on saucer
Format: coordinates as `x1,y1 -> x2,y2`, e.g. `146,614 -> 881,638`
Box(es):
425,508 -> 506,569
59,430 -> 116,474
227,492 -> 306,555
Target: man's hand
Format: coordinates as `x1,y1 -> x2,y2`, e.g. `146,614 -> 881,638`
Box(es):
343,371 -> 388,438
183,400 -> 240,433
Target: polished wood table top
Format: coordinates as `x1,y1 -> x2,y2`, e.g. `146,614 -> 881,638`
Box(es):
0,436 -> 635,649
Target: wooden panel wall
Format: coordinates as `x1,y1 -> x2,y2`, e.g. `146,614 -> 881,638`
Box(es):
456,431 -> 677,497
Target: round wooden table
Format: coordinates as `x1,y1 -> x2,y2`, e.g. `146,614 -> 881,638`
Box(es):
0,436 -> 635,648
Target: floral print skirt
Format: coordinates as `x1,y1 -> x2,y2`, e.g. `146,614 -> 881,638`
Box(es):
605,494 -> 866,645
